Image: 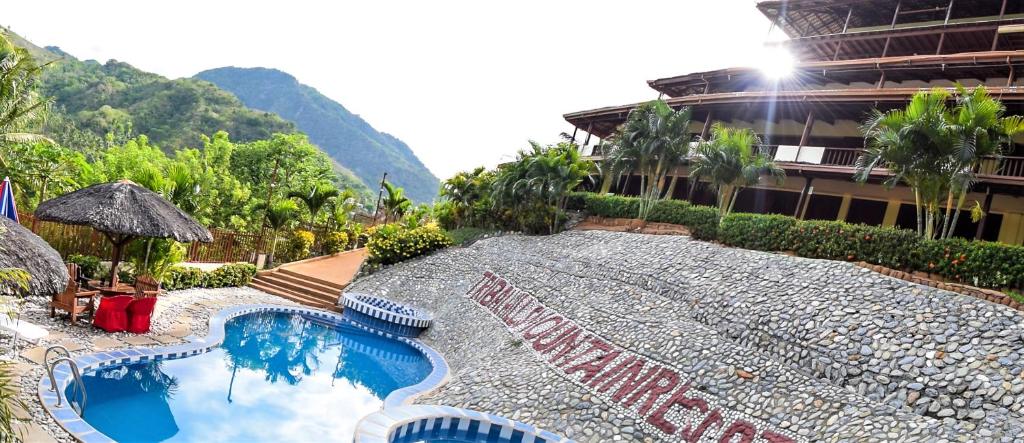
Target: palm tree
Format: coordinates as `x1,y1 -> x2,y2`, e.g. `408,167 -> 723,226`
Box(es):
491,142 -> 592,233
257,199 -> 299,266
288,182 -> 340,230
328,188 -> 360,230
0,34 -> 56,206
380,181 -> 411,223
941,86 -> 1024,238
605,100 -> 693,219
856,87 -> 1022,239
689,123 -> 785,220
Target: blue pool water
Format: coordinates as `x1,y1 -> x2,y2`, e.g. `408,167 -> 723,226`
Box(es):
71,311 -> 433,442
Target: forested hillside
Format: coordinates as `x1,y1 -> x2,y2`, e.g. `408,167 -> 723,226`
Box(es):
196,67 -> 439,203
1,27 -> 371,197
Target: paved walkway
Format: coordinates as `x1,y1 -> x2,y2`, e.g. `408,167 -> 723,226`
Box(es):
278,248 -> 367,286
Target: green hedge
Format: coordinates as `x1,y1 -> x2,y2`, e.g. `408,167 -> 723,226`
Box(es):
162,263 -> 257,291
920,238 -> 1024,289
572,192 -> 720,240
787,220 -> 920,269
572,191 -> 1024,290
719,213 -> 796,251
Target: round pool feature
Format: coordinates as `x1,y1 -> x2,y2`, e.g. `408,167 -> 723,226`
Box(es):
341,292 -> 433,337
354,405 -> 574,443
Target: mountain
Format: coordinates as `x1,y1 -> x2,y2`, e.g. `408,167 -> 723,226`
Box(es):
2,27 -> 371,197
195,67 -> 440,203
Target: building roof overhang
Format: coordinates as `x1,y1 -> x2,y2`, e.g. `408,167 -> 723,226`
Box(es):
564,86 -> 1024,138
649,50 -> 1024,97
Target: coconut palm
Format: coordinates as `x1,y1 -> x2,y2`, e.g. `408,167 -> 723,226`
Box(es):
491,142 -> 591,234
689,123 -> 785,220
605,100 -> 693,220
380,181 -> 411,223
288,182 -> 339,229
328,188 -> 361,229
257,199 -> 299,266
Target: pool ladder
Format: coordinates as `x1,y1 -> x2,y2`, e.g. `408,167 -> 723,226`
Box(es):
44,345 -> 87,415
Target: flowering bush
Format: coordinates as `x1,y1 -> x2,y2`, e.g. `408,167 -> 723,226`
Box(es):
367,222 -> 453,265
280,230 -> 315,263
322,231 -> 350,254
786,220 -> 920,269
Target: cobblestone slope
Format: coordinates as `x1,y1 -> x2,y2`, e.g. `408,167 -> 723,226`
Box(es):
349,230 -> 1024,442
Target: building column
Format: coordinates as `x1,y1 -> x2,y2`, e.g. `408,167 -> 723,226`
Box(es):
581,123 -> 593,153
998,213 -> 1023,245
836,194 -> 853,222
700,111 -> 714,139
882,200 -> 902,227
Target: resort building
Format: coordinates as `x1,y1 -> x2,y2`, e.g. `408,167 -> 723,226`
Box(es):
564,0 -> 1024,244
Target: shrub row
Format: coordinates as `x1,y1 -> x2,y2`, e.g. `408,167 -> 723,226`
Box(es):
162,263 -> 257,291
366,222 -> 453,265
573,192 -> 1024,290
570,192 -> 719,240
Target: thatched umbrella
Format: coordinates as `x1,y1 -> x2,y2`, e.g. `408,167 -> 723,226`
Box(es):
0,216 -> 68,295
34,180 -> 213,285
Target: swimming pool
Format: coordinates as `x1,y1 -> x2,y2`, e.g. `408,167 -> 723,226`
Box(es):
52,307 -> 439,442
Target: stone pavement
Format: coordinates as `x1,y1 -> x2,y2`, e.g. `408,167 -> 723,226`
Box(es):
349,230 -> 1024,442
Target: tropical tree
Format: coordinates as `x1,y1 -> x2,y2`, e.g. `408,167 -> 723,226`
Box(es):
605,100 -> 693,220
491,141 -> 592,234
380,181 -> 411,223
857,87 -> 1024,239
689,123 -> 785,220
941,86 -> 1024,238
257,199 -> 300,266
0,34 -> 53,165
288,182 -> 340,229
328,188 -> 361,229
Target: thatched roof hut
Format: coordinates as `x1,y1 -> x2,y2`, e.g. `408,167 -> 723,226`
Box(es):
35,181 -> 213,243
35,180 -> 213,284
0,217 -> 67,295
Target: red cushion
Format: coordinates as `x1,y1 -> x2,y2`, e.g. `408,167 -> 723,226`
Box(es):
126,297 -> 158,334
93,296 -> 133,332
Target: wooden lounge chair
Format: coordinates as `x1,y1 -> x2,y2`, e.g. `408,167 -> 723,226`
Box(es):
134,274 -> 162,298
50,279 -> 99,325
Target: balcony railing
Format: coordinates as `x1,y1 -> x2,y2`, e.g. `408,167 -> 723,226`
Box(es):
767,145 -> 1024,180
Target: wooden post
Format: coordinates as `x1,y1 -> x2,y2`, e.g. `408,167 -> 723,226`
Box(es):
794,176 -> 814,218
798,111 -> 815,148
877,71 -> 887,89
700,111 -> 714,139
570,127 -> 578,145
372,172 -> 388,225
975,187 -> 994,240
882,1 -> 901,57
992,0 -> 1008,50
1008,64 -> 1016,87
936,32 -> 947,55
225,232 -> 234,263
582,123 -> 593,153
795,111 -> 815,163
833,7 -> 854,60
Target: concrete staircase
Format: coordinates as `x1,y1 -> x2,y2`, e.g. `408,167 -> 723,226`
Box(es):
250,268 -> 346,312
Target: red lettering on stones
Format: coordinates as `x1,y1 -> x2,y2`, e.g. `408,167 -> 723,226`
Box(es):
719,421 -> 757,443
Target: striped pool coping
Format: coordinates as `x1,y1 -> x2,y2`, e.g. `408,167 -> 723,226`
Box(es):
37,303 -> 451,443
353,405 -> 575,443
343,292 -> 433,328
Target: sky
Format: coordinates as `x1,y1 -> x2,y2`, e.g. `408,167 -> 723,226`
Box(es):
4,1 -> 784,180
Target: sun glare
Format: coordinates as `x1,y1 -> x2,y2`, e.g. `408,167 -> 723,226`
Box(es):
757,46 -> 796,80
